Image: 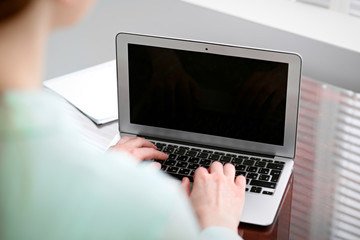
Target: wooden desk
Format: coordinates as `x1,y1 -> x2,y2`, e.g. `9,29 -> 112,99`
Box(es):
72,77 -> 360,240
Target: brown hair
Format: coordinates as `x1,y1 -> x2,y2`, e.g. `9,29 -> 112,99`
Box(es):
0,0 -> 32,22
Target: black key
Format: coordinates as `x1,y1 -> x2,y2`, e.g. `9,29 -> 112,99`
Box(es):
209,154 -> 220,161
161,165 -> 168,171
250,187 -> 262,193
167,167 -> 179,174
250,180 -> 276,189
202,150 -> 213,154
176,162 -> 188,168
247,173 -> 258,179
236,171 -> 246,176
275,161 -> 285,164
261,159 -> 273,163
255,161 -> 266,167
155,143 -> 166,147
188,163 -> 200,170
237,155 -> 249,159
232,158 -> 243,164
263,191 -> 273,195
177,156 -> 189,162
270,170 -> 281,176
163,159 -> 176,166
250,157 -> 261,160
246,166 -> 258,172
174,149 -> 186,155
259,174 -> 270,181
271,175 -> 279,183
235,164 -> 246,171
154,159 -> 164,164
188,157 -> 200,163
186,151 -> 198,157
178,168 -> 191,175
246,178 -> 251,184
245,188 -> 249,192
191,148 -> 201,152
221,156 -> 232,163
258,168 -> 270,174
226,153 -> 237,157
167,144 -> 178,148
198,152 -> 209,158
163,147 -> 175,154
214,151 -> 225,155
179,146 -> 190,150
156,146 -> 164,151
243,160 -> 255,166
200,159 -> 211,166
168,154 -> 177,160
267,163 -> 284,170
168,173 -> 193,182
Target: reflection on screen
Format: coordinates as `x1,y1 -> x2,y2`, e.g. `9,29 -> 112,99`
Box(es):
128,44 -> 288,145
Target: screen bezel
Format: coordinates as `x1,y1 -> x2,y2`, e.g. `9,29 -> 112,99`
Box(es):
116,32 -> 302,158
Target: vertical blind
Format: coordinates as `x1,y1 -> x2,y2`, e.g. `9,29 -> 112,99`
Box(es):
291,78 -> 360,240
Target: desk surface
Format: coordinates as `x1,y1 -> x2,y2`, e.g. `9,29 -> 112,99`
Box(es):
74,77 -> 360,240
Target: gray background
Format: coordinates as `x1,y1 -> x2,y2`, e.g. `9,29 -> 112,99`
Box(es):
46,0 -> 360,92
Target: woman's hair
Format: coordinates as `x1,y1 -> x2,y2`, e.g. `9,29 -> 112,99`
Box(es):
0,0 -> 32,22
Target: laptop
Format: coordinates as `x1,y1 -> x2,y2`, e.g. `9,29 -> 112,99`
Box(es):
115,32 -> 302,226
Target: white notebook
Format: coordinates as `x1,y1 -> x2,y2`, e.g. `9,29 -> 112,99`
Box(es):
44,60 -> 118,124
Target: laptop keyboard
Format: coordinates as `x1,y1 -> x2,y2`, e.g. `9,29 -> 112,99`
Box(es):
147,140 -> 285,196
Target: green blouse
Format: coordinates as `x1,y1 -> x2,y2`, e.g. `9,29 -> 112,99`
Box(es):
0,90 -> 242,240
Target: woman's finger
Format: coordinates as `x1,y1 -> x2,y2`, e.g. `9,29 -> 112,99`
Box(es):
208,161 -> 223,174
131,148 -> 168,161
235,175 -> 246,189
193,167 -> 208,181
119,137 -> 157,149
150,161 -> 162,170
115,136 -> 132,145
181,177 -> 191,197
223,163 -> 236,179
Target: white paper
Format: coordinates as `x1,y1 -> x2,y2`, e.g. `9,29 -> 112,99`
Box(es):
44,60 -> 118,124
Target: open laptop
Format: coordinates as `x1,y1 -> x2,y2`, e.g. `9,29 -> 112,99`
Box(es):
115,32 -> 302,226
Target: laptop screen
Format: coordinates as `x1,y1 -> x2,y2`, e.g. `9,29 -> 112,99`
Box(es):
128,43 -> 288,146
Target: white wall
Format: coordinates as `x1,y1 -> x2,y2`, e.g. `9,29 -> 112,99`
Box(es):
46,0 -> 360,92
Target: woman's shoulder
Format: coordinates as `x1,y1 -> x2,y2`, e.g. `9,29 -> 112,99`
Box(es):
0,89 -> 78,136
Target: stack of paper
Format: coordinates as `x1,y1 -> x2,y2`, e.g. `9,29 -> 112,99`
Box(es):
44,60 -> 118,124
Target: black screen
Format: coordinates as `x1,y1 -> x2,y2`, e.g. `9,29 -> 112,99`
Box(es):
128,44 -> 288,145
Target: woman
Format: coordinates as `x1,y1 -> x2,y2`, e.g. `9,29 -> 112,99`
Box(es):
0,0 -> 246,239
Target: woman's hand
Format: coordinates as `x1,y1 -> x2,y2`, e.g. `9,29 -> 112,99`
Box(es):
109,136 -> 168,166
181,162 -> 246,232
